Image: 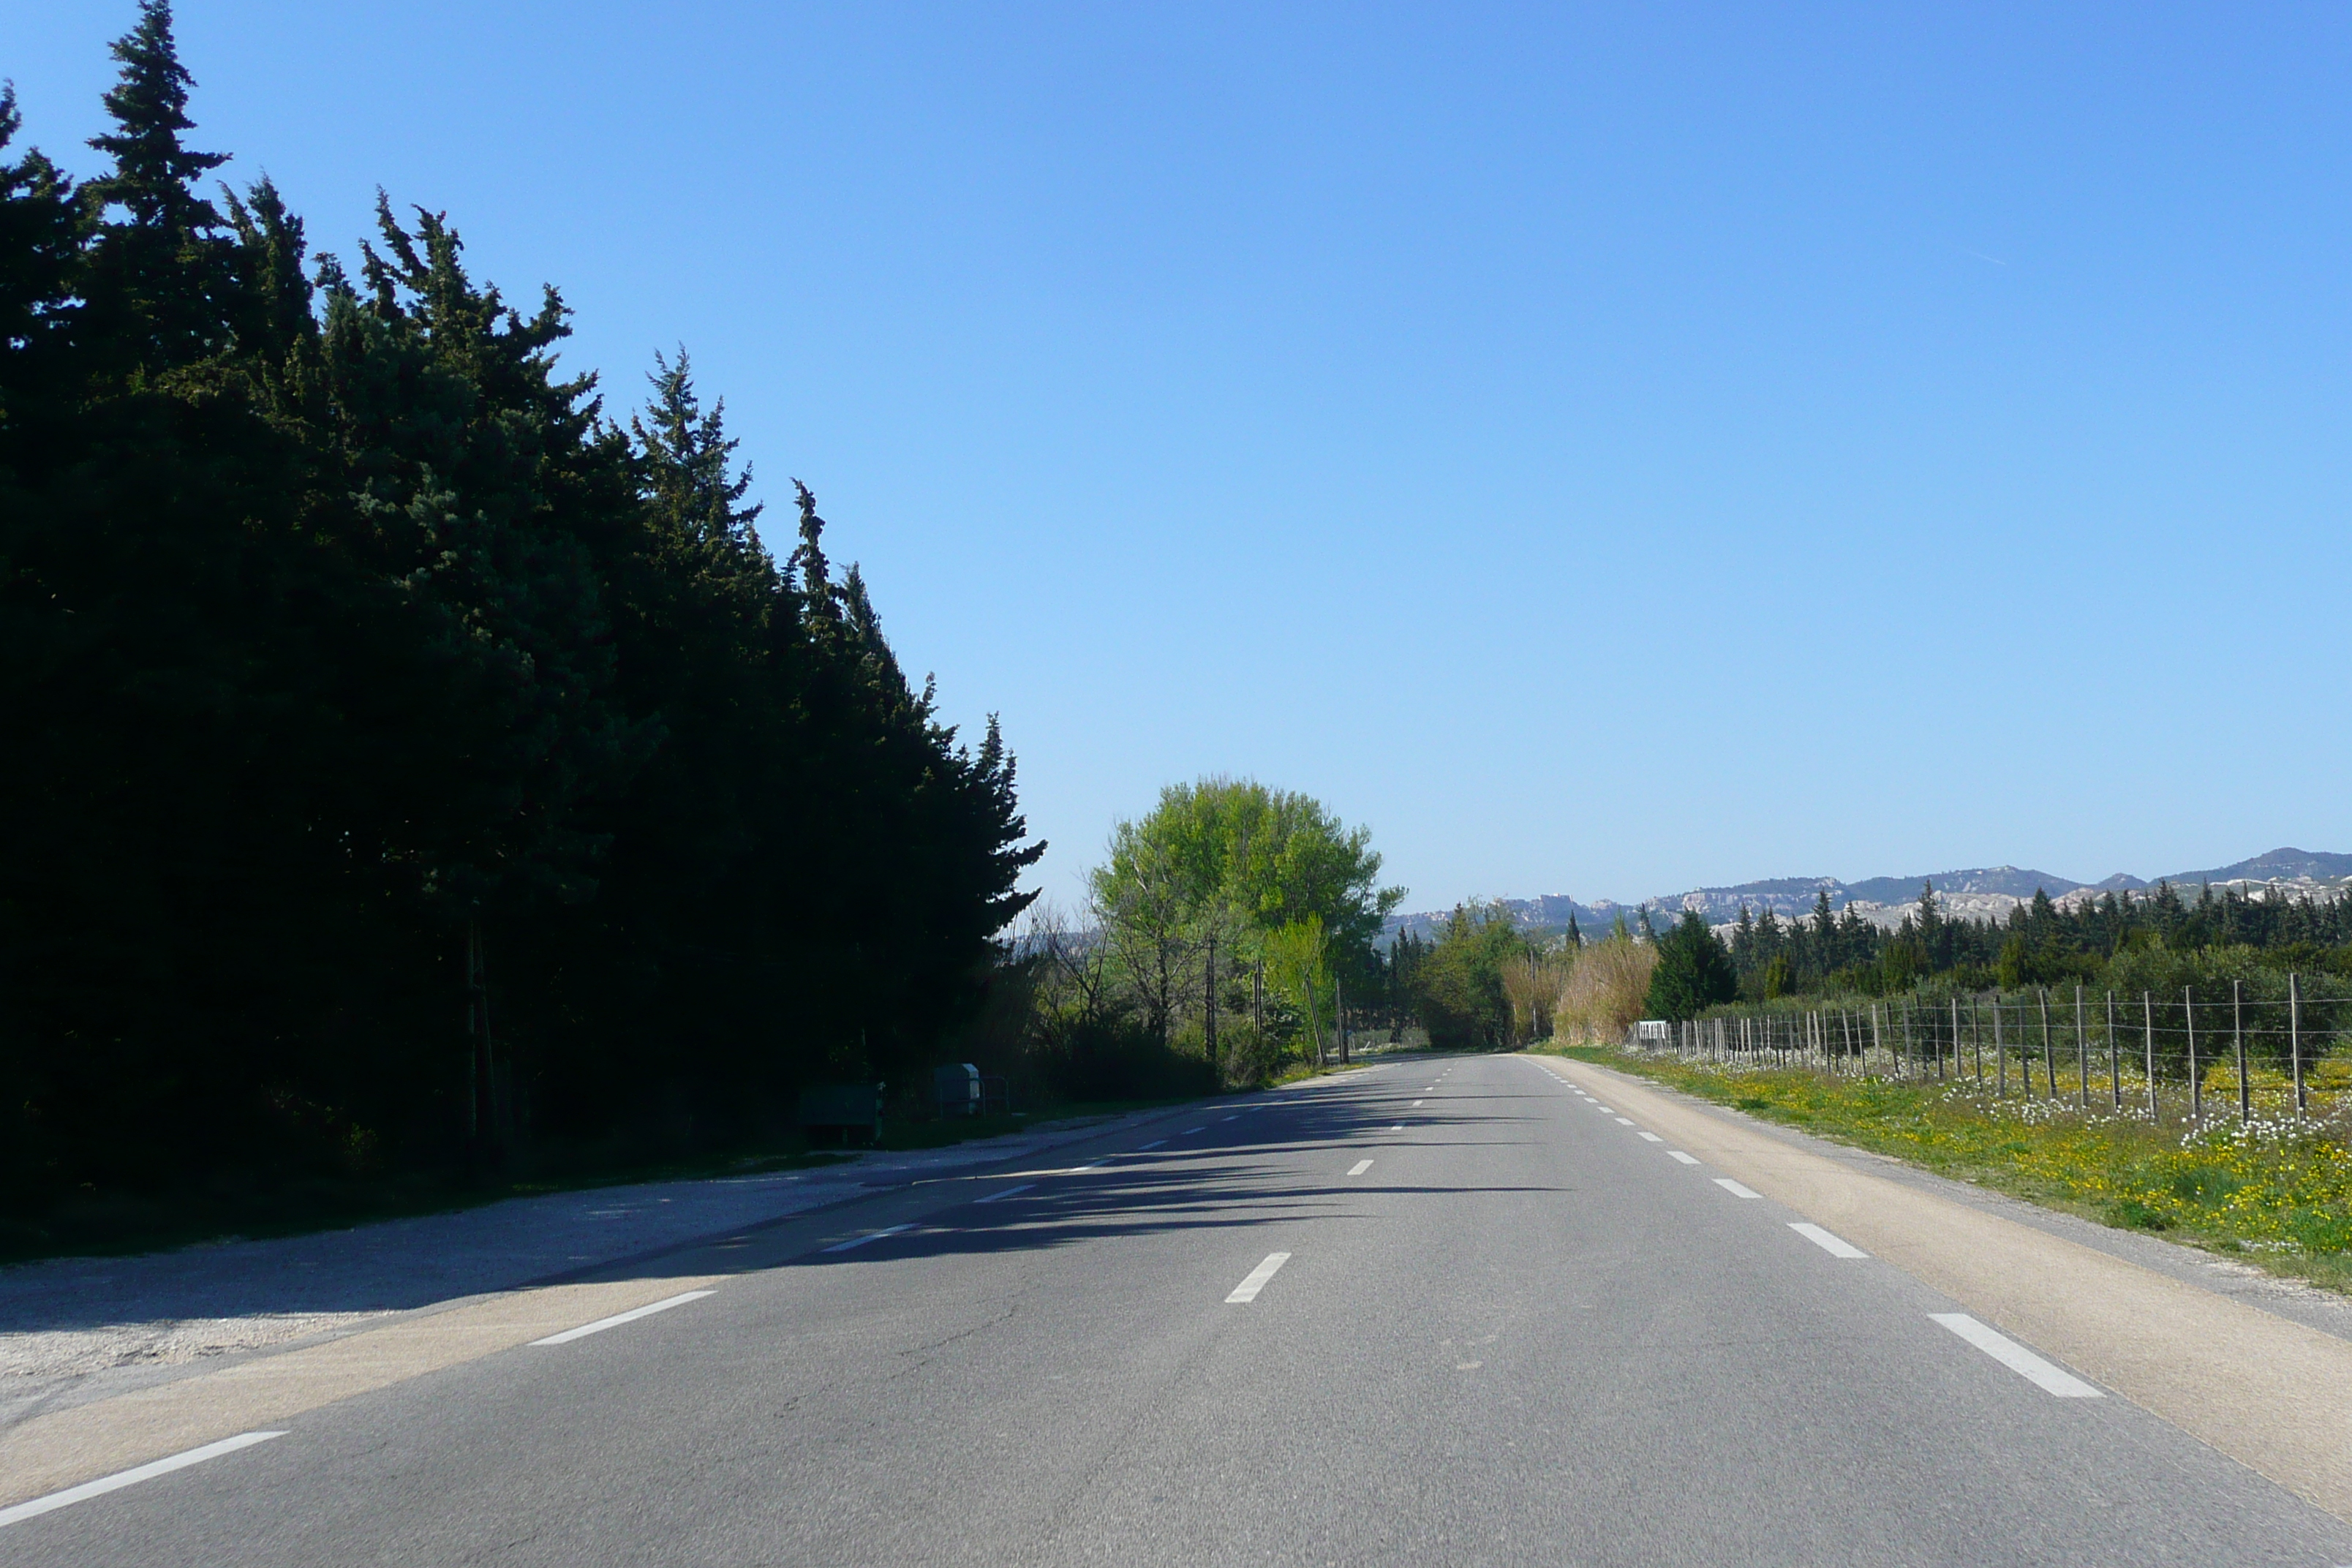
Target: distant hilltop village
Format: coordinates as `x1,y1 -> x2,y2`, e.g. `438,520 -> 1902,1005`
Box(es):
1384,847 -> 2352,945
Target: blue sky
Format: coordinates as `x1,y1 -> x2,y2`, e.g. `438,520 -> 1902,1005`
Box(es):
11,3 -> 2349,911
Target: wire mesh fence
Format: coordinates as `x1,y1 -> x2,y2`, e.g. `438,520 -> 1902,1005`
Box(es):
1623,976 -> 2349,1126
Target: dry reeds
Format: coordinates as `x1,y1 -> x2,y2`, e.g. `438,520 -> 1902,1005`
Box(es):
1502,951 -> 1574,1044
1553,936 -> 1657,1044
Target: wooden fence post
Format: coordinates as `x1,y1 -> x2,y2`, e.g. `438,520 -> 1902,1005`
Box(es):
2185,986 -> 2199,1125
2234,980 -> 2247,1125
2291,971 -> 2305,1116
2107,990 -> 2120,1109
2075,986 -> 2088,1110
1994,995 -> 2006,1097
2040,989 -> 2055,1098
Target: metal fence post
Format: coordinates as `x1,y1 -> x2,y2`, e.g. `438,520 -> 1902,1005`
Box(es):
2144,990 -> 2157,1121
1970,995 -> 1984,1086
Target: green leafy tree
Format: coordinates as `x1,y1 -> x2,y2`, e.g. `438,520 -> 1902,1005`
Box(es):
1412,902 -> 1526,1049
1262,916 -> 1333,1059
1090,777 -> 1401,1052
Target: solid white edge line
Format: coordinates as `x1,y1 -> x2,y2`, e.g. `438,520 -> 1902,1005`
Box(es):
0,1431 -> 287,1529
1635,1131 -> 1663,1142
531,1289 -> 717,1345
973,1183 -> 1036,1205
1931,1313 -> 2103,1397
819,1222 -> 917,1256
1225,1251 -> 1292,1303
1347,1158 -> 1373,1175
1713,1177 -> 1762,1199
1789,1222 -> 1869,1259
1666,1150 -> 1702,1164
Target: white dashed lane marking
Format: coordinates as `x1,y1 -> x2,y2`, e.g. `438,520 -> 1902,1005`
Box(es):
1667,1151 -> 1701,1165
0,1432 -> 287,1529
1931,1313 -> 2103,1398
1226,1252 -> 1292,1304
973,1183 -> 1035,1205
1790,1223 -> 1869,1259
1714,1179 -> 1762,1199
532,1289 -> 717,1344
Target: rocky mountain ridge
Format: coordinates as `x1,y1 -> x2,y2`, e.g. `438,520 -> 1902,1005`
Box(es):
1387,848 -> 2352,943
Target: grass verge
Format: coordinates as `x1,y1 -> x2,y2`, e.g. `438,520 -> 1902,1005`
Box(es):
1538,1042 -> 2352,1297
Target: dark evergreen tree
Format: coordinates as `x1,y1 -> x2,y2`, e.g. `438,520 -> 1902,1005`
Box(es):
1645,910 -> 1738,1021
0,7 -> 1046,1237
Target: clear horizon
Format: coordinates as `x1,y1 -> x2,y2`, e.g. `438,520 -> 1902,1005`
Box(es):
12,2 -> 2347,916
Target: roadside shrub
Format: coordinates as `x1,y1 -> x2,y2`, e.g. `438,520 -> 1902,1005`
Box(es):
1025,1017 -> 1221,1102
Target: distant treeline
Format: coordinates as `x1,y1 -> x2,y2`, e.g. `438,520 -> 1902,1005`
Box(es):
1388,882 -> 2352,1041
1,4 -> 1037,1224
1726,882 -> 2352,1002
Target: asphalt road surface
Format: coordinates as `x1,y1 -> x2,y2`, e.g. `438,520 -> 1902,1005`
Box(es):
13,1053 -> 2352,1566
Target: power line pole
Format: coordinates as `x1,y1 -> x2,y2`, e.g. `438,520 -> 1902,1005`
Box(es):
1336,973 -> 1347,1064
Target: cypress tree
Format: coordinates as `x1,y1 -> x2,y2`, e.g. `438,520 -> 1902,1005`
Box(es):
78,0 -> 233,374
1645,909 -> 1738,1022
0,7 -> 1047,1231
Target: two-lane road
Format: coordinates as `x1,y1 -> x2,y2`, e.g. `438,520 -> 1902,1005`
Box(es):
14,1054 -> 2352,1565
